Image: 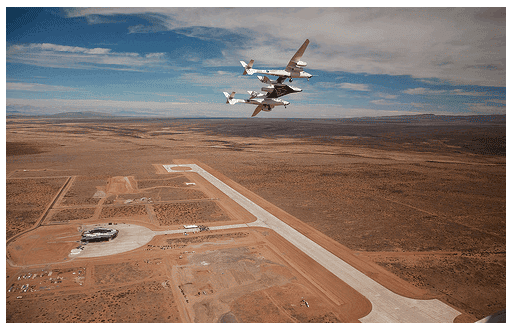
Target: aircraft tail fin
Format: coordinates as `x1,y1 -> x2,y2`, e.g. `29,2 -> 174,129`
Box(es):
257,75 -> 272,84
241,60 -> 256,75
223,91 -> 239,105
247,91 -> 260,99
251,105 -> 263,117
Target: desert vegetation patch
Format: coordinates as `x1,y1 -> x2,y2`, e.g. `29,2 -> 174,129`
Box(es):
153,201 -> 230,225
60,177 -> 107,207
45,208 -> 96,224
6,177 -> 68,239
6,281 -> 179,323
100,205 -> 147,219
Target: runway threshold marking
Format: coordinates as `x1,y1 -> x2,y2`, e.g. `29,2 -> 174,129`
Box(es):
163,164 -> 462,323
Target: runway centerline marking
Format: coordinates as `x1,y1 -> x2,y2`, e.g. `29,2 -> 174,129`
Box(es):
163,163 -> 461,323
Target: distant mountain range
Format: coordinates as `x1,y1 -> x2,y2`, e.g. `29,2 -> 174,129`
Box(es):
47,111 -> 119,118
329,113 -> 505,125
371,113 -> 505,123
6,111 -> 505,123
6,111 -> 120,119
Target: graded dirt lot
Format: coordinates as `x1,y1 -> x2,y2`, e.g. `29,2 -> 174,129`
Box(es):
6,115 -> 505,322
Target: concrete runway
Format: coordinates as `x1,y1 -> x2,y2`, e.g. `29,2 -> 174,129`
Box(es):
163,164 -> 462,323
71,163 -> 461,322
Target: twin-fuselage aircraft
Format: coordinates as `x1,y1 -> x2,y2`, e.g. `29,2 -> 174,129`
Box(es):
224,39 -> 313,117
240,39 -> 313,82
223,91 -> 290,117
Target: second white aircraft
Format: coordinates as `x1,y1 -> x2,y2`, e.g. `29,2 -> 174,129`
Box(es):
223,91 -> 290,117
240,39 -> 313,83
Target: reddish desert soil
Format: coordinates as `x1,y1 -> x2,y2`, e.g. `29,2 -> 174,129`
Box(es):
6,176 -> 69,239
6,115 -> 505,322
45,207 -> 96,224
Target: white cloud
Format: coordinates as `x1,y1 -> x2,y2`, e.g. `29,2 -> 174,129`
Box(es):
409,102 -> 427,109
370,99 -> 398,106
177,71 -> 265,95
145,52 -> 165,58
7,43 -> 168,71
376,93 -> 398,99
7,82 -> 77,92
450,89 -> 488,96
403,88 -> 445,95
465,103 -> 506,115
403,87 -> 496,97
19,43 -> 113,55
486,99 -> 506,105
128,24 -> 166,34
338,83 -> 370,91
64,7 -> 505,87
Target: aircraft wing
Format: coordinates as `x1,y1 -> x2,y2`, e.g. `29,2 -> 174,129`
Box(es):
276,76 -> 287,84
266,85 -> 296,98
251,105 -> 263,117
285,39 -> 309,72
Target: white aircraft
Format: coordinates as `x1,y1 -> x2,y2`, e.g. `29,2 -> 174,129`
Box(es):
240,39 -> 313,82
223,91 -> 290,117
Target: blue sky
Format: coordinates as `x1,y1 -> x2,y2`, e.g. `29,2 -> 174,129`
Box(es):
5,6 -> 506,118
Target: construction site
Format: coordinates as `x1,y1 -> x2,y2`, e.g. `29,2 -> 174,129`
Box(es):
6,116 -> 505,322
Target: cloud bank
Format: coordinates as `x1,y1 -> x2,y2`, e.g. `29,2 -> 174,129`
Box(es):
7,43 -> 169,71
65,7 -> 506,87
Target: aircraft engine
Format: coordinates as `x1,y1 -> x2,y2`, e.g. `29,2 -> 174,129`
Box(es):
248,91 -> 260,99
296,61 -> 307,67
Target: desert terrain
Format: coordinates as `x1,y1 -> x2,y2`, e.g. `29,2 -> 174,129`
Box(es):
5,115 -> 505,322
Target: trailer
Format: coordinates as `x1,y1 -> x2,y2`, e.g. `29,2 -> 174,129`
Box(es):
183,225 -> 198,229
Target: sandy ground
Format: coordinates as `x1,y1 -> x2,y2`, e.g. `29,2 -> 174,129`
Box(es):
6,116 -> 505,322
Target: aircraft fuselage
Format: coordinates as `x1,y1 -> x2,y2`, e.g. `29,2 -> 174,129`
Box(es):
244,97 -> 289,107
251,69 -> 312,79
